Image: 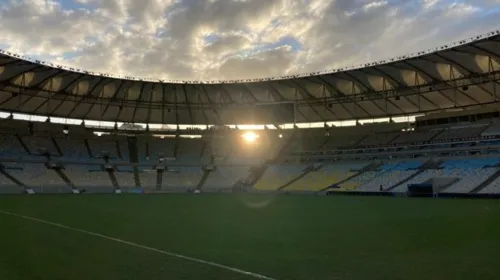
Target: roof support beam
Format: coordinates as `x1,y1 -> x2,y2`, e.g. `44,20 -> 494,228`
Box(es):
367,67 -> 439,111
265,83 -> 286,102
240,85 -> 259,102
344,71 -> 404,115
173,85 -> 179,127
196,85 -> 210,125
101,80 -> 128,118
315,75 -> 371,118
288,80 -> 331,121
217,85 -> 235,103
422,55 -> 482,103
146,84 -> 155,124
130,82 -> 146,123
200,85 -> 222,125
181,84 -> 195,124
402,61 -> 464,108
161,83 -> 167,124
66,77 -> 105,119
434,53 -> 500,101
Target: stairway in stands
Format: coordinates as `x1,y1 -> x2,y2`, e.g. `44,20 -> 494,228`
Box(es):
127,136 -> 142,187
471,167 -> 500,193
385,159 -> 443,192
54,168 -> 74,189
196,169 -> 211,190
317,162 -> 382,192
0,164 -> 25,189
156,168 -> 164,190
107,169 -> 120,190
247,129 -> 299,188
278,165 -> 317,190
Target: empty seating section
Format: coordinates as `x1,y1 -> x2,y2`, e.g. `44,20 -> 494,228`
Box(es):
64,165 -> 113,188
5,163 -> 66,187
139,170 -> 157,188
204,167 -> 249,189
210,138 -> 234,158
114,171 -> 136,188
482,120 -> 500,136
442,159 -> 500,193
56,138 -> 88,160
0,134 -> 27,157
176,138 -> 202,164
358,132 -> 399,147
322,134 -> 364,149
0,173 -> 17,190
138,137 -> 176,160
23,136 -> 58,155
479,176 -> 500,194
434,125 -> 487,141
163,167 -> 203,189
353,161 -> 422,191
286,163 -> 363,191
391,130 -> 438,144
391,169 -> 443,192
254,165 -> 305,190
117,138 -> 130,161
88,138 -> 118,158
391,158 -> 500,192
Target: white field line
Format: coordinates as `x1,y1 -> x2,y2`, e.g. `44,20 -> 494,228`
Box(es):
0,210 -> 277,280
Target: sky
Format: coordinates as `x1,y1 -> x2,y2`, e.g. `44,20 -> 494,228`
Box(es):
0,0 -> 499,81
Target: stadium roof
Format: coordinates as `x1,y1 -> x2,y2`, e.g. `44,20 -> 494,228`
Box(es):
0,30 -> 499,125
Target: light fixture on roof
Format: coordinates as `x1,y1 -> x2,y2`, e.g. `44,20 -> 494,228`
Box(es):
63,125 -> 69,135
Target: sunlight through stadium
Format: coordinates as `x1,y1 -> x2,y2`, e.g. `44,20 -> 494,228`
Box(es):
1,0 -> 500,279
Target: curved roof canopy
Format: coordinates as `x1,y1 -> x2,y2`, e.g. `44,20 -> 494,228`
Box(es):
0,30 -> 499,125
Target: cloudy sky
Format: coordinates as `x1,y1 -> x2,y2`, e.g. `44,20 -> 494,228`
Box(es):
0,0 -> 499,81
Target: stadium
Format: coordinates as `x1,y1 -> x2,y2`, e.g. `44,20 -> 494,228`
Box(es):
1,25 -> 500,280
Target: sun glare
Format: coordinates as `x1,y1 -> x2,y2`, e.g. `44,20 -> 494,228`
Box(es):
242,131 -> 259,143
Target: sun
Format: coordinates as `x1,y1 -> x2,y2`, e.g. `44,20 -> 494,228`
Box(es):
241,131 -> 259,143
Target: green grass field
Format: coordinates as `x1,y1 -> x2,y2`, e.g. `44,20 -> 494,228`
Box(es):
1,194 -> 500,280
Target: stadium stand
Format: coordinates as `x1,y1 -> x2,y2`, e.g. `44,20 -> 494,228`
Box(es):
1,31 -> 500,195
203,167 -> 250,190
162,167 -> 204,189
253,165 -> 306,191
285,163 -> 366,191
350,161 -> 423,191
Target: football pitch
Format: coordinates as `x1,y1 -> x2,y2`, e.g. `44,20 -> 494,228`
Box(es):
0,194 -> 499,280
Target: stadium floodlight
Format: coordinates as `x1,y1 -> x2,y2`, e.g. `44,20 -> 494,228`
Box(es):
241,131 -> 259,143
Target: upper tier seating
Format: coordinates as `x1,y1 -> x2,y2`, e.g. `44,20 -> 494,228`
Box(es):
433,125 -> 487,141
88,137 -> 118,158
357,132 -> 400,147
137,137 -> 176,161
176,138 -> 203,165
22,136 -> 58,155
0,134 -> 29,158
56,138 -> 89,161
391,130 -> 439,144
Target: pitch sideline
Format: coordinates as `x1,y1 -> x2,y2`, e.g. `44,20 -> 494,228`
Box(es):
0,209 -> 277,280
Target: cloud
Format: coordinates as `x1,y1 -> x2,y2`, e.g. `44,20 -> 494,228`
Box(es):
0,0 -> 499,81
